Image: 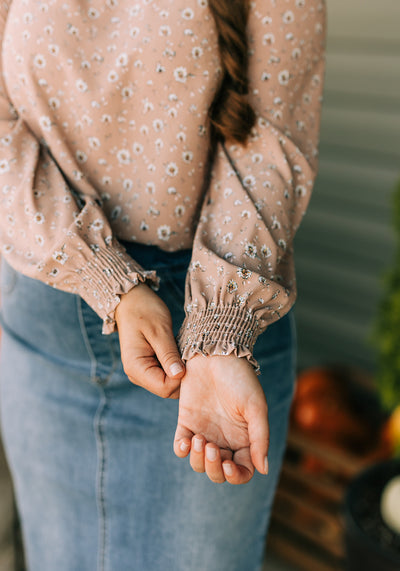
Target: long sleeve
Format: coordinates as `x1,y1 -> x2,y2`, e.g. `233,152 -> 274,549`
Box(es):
0,3 -> 159,334
178,0 -> 327,370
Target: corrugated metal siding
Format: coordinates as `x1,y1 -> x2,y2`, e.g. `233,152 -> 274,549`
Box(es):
293,0 -> 400,373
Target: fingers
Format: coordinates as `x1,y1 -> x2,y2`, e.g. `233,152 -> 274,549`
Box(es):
173,424 -> 193,458
122,333 -> 182,399
222,447 -> 255,485
247,401 -> 270,476
151,324 -> 185,381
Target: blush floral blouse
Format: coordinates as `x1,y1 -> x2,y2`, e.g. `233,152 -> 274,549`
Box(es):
0,0 -> 326,369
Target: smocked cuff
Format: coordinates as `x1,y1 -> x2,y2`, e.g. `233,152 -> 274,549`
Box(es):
177,305 -> 261,373
77,245 -> 160,334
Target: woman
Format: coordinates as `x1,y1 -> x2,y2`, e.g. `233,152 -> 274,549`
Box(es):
0,0 -> 326,569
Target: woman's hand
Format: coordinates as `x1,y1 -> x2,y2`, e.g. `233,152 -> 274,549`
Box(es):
173,354 -> 269,485
115,283 -> 185,399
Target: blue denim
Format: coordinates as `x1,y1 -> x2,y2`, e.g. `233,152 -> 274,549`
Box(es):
0,242 -> 297,571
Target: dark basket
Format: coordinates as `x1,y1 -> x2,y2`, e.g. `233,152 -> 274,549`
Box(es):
343,459 -> 400,571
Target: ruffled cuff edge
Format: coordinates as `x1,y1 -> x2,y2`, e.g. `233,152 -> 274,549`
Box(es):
77,244 -> 160,334
177,304 -> 262,373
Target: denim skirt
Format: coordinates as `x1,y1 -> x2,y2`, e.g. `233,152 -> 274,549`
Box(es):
0,242 -> 297,571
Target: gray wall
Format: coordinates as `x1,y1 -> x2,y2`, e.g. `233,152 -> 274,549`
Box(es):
293,0 -> 400,373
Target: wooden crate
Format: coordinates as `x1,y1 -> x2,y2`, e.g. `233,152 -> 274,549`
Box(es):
266,369 -> 391,571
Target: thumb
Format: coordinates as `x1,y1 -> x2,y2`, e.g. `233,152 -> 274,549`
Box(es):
247,400 -> 270,476
151,328 -> 185,380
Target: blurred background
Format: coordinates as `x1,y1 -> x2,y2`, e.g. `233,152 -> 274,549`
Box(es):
294,0 -> 400,373
264,1 -> 400,569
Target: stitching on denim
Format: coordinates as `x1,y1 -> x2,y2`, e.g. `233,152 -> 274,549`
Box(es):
76,297 -> 97,382
288,309 -> 298,376
94,388 -> 108,571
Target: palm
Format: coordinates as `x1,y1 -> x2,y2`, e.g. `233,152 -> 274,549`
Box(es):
177,359 -> 253,452
174,353 -> 269,483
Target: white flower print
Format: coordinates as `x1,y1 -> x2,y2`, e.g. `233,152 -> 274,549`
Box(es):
123,179 -> 133,191
76,150 -> 87,163
222,232 -> 233,244
146,182 -> 155,194
292,47 -> 301,60
226,280 -> 238,294
182,151 -> 193,163
117,149 -> 131,164
192,46 -> 203,59
263,34 -> 274,46
157,225 -> 171,241
107,70 -> 119,83
295,185 -> 307,197
1,134 -> 12,146
140,220 -> 149,231
48,97 -> 60,110
245,242 -> 257,258
182,8 -> 194,20
166,162 -> 178,177
153,119 -> 164,132
121,86 -> 133,98
52,250 -> 69,264
132,142 -> 144,155
48,44 -> 59,56
88,7 -> 100,19
33,212 -> 46,224
243,174 -> 256,189
174,67 -> 188,83
89,137 -> 101,150
0,160 -> 10,174
237,268 -> 252,280
174,205 -> 185,217
23,12 -> 33,24
116,53 -> 128,67
283,11 -> 295,24
261,244 -> 272,258
76,79 -> 88,92
39,116 -> 52,131
278,70 -> 290,86
33,54 -> 46,68
159,26 -> 171,37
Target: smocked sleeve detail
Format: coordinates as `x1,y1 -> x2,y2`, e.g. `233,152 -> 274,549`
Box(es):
179,305 -> 261,371
178,0 -> 327,370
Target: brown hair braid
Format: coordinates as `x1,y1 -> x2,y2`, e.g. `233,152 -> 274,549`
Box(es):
207,0 -> 256,145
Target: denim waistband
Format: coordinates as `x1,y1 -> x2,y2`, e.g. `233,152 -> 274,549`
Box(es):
119,240 -> 192,272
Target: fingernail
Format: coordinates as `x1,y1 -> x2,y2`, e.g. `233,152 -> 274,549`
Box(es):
264,456 -> 269,475
193,437 -> 203,452
180,441 -> 189,452
206,447 -> 217,462
223,463 -> 233,477
170,362 -> 184,376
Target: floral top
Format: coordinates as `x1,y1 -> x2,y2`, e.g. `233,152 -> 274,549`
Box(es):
0,0 -> 326,369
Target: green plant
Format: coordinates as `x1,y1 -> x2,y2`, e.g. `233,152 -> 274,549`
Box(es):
370,178 -> 400,416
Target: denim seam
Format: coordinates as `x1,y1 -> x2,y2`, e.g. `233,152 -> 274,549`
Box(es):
288,309 -> 298,377
76,297 -> 98,382
94,388 -> 108,571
